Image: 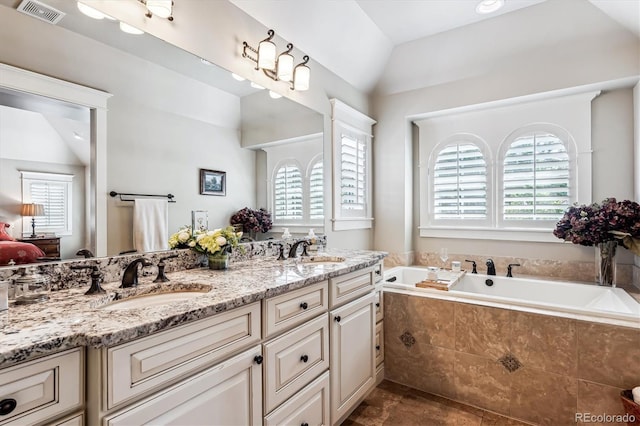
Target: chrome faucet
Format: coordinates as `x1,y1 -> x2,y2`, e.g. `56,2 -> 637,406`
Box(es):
486,259 -> 496,276
121,258 -> 152,288
288,239 -> 310,259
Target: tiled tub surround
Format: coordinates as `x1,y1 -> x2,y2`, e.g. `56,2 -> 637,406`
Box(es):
383,291 -> 640,426
0,246 -> 383,368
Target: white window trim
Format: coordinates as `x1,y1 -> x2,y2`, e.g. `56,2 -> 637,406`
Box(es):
417,90 -> 598,242
271,159 -> 305,224
21,170 -> 73,236
330,99 -> 376,231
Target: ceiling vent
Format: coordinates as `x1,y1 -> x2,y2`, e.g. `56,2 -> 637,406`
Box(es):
16,0 -> 65,25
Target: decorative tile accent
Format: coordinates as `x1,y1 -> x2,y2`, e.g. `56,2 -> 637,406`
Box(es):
498,353 -> 522,373
400,331 -> 416,348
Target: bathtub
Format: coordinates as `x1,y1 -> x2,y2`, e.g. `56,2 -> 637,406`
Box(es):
384,266 -> 640,328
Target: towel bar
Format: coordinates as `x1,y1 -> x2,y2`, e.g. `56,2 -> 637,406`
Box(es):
109,191 -> 176,203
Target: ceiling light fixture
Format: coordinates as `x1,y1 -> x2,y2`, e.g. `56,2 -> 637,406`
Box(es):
119,21 -> 144,35
475,0 -> 505,14
77,1 -> 107,19
143,0 -> 174,20
242,29 -> 311,91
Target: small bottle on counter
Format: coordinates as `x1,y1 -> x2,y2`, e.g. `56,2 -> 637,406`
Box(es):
307,229 -> 318,254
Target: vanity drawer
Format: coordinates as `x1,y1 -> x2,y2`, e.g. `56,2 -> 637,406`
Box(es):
263,314 -> 329,414
264,371 -> 330,426
0,348 -> 83,426
329,267 -> 375,308
263,281 -> 328,338
46,411 -> 84,426
106,302 -> 260,409
375,321 -> 384,367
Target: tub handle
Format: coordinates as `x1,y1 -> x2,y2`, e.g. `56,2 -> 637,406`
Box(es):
465,260 -> 477,274
507,263 -> 521,278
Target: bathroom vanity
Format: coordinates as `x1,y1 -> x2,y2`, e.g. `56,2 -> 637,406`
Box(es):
0,249 -> 385,426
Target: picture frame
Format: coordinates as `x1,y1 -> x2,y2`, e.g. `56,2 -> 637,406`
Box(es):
191,210 -> 209,233
200,169 -> 226,196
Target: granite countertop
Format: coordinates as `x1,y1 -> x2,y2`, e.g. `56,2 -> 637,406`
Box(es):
0,249 -> 386,369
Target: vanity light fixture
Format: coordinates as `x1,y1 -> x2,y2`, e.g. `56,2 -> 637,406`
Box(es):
242,29 -> 311,91
475,0 -> 505,14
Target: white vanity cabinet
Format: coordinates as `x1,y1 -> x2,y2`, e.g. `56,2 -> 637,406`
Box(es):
0,348 -> 83,426
104,345 -> 263,426
329,266 -> 377,425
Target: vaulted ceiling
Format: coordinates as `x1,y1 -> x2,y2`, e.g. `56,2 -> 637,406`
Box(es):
230,0 -> 640,95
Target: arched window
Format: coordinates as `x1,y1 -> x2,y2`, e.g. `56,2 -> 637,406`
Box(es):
432,141 -> 488,221
273,163 -> 303,221
501,130 -> 571,223
308,159 -> 324,220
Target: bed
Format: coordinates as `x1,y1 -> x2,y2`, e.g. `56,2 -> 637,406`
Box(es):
0,222 -> 46,265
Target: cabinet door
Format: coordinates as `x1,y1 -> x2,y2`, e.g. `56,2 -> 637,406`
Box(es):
330,293 -> 375,424
105,345 -> 263,426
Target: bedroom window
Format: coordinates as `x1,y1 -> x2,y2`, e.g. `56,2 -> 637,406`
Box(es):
308,158 -> 324,220
21,171 -> 73,236
331,99 -> 376,231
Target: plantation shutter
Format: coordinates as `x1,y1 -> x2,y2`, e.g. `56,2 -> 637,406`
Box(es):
274,164 -> 303,220
309,160 -> 324,220
340,133 -> 366,211
433,143 -> 487,219
503,132 -> 570,220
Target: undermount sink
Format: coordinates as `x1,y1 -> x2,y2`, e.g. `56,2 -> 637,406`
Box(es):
99,287 -> 210,311
298,255 -> 346,265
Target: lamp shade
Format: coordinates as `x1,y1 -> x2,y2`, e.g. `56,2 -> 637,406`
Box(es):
293,62 -> 310,91
21,203 -> 45,217
258,40 -> 277,70
277,52 -> 294,82
146,0 -> 172,18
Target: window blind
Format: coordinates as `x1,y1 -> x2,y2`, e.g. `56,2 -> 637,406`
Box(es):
340,134 -> 366,211
30,181 -> 68,229
503,132 -> 570,220
433,143 -> 487,219
274,164 -> 303,220
309,161 -> 324,219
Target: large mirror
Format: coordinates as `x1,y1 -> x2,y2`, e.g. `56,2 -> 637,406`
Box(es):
0,0 -> 323,265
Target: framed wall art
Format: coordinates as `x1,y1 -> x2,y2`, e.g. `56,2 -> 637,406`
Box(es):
200,169 -> 226,196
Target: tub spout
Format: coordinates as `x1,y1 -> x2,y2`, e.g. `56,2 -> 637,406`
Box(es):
486,259 -> 496,275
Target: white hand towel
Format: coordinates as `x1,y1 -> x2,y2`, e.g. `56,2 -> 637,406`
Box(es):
633,386 -> 640,404
133,199 -> 169,253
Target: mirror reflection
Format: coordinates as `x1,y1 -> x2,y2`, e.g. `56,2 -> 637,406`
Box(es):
0,0 -> 323,265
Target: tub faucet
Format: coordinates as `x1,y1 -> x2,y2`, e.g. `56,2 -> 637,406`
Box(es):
486,259 -> 496,276
465,260 -> 477,274
506,263 -> 521,278
121,258 -> 152,288
288,239 -> 310,259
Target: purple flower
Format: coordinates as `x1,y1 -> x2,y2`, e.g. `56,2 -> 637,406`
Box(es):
230,207 -> 273,233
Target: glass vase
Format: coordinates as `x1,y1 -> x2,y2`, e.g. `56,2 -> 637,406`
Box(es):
208,253 -> 229,270
596,241 -> 617,286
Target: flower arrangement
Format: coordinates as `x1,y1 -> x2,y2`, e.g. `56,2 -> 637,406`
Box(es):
230,207 -> 273,234
169,225 -> 243,256
553,198 -> 640,255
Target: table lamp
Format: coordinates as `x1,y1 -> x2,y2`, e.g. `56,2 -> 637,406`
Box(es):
21,203 -> 45,238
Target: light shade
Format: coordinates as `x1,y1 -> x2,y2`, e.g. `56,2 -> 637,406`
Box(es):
277,52 -> 294,82
475,0 -> 504,14
293,61 -> 310,91
258,40 -> 277,70
21,203 -> 45,217
146,0 -> 172,18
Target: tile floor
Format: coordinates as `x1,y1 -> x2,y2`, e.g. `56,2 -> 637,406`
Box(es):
342,380 -> 532,425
